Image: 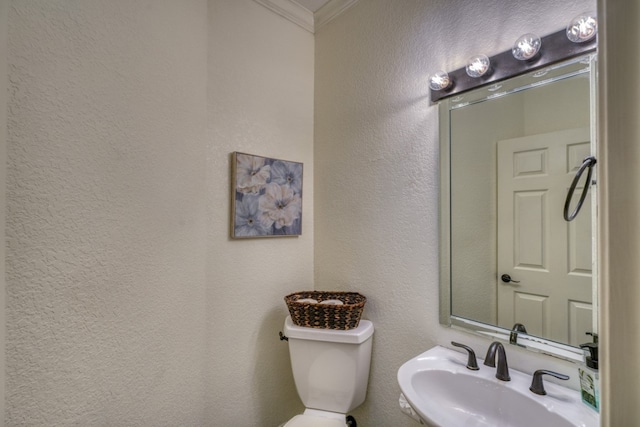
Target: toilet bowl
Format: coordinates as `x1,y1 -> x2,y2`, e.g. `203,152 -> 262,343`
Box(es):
281,316 -> 374,427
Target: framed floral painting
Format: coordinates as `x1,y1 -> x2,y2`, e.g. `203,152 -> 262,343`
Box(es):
231,152 -> 303,238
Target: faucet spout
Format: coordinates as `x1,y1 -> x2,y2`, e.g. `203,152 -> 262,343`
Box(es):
483,342 -> 511,381
509,323 -> 527,345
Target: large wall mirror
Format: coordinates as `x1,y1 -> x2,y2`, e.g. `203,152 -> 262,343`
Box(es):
439,53 -> 598,361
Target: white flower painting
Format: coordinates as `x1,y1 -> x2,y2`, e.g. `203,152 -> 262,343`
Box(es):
231,152 -> 303,238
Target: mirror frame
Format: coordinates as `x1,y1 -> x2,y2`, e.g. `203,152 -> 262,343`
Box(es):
438,38 -> 598,362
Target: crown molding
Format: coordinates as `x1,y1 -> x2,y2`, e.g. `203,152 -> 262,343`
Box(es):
315,0 -> 359,31
253,0 -> 315,33
253,0 -> 358,33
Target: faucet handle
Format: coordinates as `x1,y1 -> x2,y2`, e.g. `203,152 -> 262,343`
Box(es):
529,370 -> 570,395
451,341 -> 479,370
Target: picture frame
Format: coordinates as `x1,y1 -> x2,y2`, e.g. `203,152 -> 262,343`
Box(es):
231,152 -> 303,238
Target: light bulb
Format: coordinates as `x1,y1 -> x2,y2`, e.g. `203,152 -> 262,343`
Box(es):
512,33 -> 541,61
567,12 -> 597,43
429,70 -> 451,91
466,55 -> 491,78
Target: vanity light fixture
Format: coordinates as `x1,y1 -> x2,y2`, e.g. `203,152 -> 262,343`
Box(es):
429,70 -> 452,91
566,12 -> 597,43
429,23 -> 597,102
465,54 -> 491,78
512,33 -> 542,61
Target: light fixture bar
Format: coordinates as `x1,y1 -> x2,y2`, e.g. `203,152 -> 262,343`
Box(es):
430,28 -> 596,102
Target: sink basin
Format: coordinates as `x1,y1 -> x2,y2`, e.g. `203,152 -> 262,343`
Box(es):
397,345 -> 599,427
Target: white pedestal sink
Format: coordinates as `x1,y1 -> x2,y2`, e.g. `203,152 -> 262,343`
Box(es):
397,345 -> 599,427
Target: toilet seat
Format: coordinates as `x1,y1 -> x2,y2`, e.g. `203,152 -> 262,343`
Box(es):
283,414 -> 346,427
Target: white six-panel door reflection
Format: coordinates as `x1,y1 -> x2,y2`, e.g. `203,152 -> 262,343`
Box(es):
497,128 -> 593,346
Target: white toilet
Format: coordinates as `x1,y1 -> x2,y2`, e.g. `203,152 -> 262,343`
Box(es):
282,315 -> 374,427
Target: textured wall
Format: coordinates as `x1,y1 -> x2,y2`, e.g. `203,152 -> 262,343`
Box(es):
6,0 -> 314,425
205,1 -> 314,426
0,0 -> 7,422
6,1 -> 210,424
314,0 -> 595,424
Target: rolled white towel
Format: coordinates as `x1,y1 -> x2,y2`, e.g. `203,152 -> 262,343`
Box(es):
319,299 -> 344,305
399,393 -> 425,424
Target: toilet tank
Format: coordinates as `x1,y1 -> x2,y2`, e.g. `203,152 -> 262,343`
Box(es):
284,316 -> 374,414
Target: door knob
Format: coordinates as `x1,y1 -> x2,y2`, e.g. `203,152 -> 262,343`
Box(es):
501,274 -> 520,284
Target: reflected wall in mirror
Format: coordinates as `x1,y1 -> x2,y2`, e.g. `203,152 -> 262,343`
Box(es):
440,55 -> 597,353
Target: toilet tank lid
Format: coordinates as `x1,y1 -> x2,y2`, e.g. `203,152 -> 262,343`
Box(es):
284,316 -> 374,344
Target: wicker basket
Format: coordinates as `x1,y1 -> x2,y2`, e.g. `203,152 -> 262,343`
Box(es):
284,291 -> 367,330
